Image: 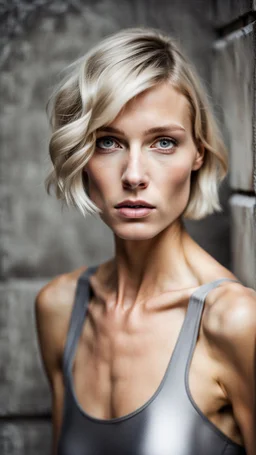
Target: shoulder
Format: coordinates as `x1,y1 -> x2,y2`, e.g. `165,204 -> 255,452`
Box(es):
203,280 -> 256,341
34,266 -> 88,383
202,280 -> 256,386
35,265 -> 88,346
35,265 -> 88,317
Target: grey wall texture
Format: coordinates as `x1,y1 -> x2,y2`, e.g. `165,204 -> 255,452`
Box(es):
212,2 -> 256,287
0,0 -> 255,454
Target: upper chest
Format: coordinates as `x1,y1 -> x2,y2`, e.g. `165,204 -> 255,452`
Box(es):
72,289 -> 226,414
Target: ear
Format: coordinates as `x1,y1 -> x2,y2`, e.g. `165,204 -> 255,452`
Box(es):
192,141 -> 205,171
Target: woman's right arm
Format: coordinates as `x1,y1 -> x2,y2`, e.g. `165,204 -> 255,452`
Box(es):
35,278 -> 67,455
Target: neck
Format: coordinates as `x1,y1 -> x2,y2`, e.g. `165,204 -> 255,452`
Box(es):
96,219 -> 201,311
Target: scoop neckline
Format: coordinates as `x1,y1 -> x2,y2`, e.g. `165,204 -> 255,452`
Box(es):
67,270 -> 238,425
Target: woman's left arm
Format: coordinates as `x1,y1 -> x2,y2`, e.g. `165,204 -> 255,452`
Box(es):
212,287 -> 256,455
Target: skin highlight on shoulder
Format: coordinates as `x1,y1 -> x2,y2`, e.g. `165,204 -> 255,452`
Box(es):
202,280 -> 254,338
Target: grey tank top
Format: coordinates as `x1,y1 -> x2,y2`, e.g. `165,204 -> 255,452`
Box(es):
57,265 -> 246,455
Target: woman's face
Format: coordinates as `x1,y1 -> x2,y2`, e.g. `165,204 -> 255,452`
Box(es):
84,81 -> 204,240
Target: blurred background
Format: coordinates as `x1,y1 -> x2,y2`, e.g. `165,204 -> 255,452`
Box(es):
0,0 -> 255,453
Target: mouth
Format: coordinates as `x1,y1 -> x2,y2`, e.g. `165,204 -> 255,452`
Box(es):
114,199 -> 156,218
114,205 -> 155,218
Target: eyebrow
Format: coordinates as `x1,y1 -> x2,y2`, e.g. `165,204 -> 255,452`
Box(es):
97,124 -> 186,135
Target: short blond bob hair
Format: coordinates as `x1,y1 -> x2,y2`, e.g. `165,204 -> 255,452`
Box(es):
45,27 -> 228,220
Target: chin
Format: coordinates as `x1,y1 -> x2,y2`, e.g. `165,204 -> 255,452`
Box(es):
111,223 -> 163,241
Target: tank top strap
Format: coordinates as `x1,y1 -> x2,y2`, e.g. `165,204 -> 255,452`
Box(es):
167,277 -> 241,380
62,265 -> 98,378
189,277 -> 240,305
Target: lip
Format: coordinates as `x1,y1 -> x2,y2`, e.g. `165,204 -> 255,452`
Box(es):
114,199 -> 155,208
115,206 -> 155,218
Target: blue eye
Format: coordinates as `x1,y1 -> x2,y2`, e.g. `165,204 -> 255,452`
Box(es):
96,137 -> 118,149
154,138 -> 177,150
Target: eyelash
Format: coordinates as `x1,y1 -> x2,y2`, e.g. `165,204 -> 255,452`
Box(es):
95,136 -> 178,153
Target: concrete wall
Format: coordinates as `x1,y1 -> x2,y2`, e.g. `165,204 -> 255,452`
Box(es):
211,1 -> 256,289
1,0 -> 254,453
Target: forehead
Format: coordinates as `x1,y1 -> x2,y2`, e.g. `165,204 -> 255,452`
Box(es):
111,82 -> 191,132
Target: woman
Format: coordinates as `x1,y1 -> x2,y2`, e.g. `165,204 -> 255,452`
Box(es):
35,28 -> 256,455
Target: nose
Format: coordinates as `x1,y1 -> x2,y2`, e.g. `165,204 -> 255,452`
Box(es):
121,148 -> 149,190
